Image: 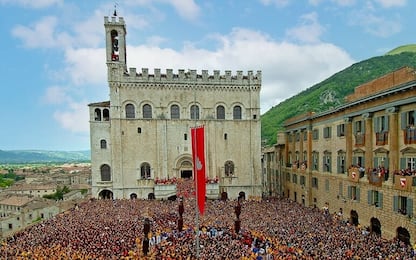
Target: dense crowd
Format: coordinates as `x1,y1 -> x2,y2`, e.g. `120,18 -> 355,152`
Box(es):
0,180 -> 414,259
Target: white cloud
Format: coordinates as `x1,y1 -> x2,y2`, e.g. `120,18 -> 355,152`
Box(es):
285,12 -> 325,43
42,86 -> 71,105
0,0 -> 62,8
259,0 -> 290,7
53,101 -> 89,133
64,48 -> 107,85
11,16 -> 73,49
168,0 -> 200,20
375,0 -> 407,8
350,10 -> 402,37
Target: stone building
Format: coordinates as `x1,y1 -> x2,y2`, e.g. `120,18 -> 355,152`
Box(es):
88,15 -> 262,200
263,66 -> 416,244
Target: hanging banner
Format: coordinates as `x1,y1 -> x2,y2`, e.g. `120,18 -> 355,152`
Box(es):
191,125 -> 206,215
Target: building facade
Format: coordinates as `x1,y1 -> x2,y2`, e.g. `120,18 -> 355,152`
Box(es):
89,15 -> 262,200
263,66 -> 416,244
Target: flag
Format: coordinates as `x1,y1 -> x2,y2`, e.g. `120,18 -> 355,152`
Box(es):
191,125 -> 206,215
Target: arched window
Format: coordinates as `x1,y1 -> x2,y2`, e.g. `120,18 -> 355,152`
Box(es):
233,105 -> 242,120
100,139 -> 107,149
225,161 -> 235,177
111,30 -> 119,61
190,105 -> 199,120
171,104 -> 180,119
100,164 -> 111,181
126,104 -> 135,118
141,162 -> 151,179
94,108 -> 101,121
103,109 -> 110,121
143,104 -> 152,119
216,105 -> 225,120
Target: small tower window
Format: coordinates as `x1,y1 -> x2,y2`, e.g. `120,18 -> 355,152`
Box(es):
103,109 -> 110,121
100,139 -> 107,149
94,108 -> 101,121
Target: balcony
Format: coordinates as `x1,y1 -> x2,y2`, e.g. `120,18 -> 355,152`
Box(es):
354,133 -> 365,146
393,175 -> 416,192
404,128 -> 416,144
375,132 -> 388,146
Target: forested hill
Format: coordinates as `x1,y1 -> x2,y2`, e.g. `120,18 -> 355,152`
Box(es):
261,48 -> 416,146
0,150 -> 90,164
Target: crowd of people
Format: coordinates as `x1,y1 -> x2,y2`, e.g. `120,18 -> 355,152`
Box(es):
0,180 -> 414,259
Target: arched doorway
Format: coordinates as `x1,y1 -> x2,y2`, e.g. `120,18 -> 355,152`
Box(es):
221,192 -> 228,201
350,210 -> 359,226
130,193 -> 138,199
238,191 -> 246,201
176,156 -> 193,179
98,189 -> 113,199
181,170 -> 192,178
148,193 -> 155,200
397,226 -> 411,245
370,217 -> 381,236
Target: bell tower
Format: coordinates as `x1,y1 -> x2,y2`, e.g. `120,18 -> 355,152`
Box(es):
104,12 -> 127,71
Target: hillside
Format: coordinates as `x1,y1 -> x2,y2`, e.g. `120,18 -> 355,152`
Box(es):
261,50 -> 416,146
0,150 -> 90,164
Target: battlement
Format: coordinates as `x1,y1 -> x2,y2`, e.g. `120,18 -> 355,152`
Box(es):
104,16 -> 125,25
123,68 -> 262,85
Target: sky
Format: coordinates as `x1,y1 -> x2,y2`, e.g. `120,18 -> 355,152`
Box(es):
0,0 -> 414,151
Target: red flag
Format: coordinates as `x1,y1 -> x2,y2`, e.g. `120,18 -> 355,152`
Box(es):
191,125 -> 206,215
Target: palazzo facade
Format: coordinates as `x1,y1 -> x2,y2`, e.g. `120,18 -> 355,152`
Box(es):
89,15 -> 262,200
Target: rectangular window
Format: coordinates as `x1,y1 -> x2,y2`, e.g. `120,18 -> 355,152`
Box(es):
300,176 -> 306,186
312,177 -> 318,188
184,133 -> 187,140
348,186 -> 360,201
323,127 -> 332,138
312,152 -> 319,171
312,129 -> 319,140
337,124 -> 345,137
368,190 -> 383,208
292,174 -> 297,184
393,196 -> 412,216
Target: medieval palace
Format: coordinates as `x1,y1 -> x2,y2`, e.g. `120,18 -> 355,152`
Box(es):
89,16 -> 262,200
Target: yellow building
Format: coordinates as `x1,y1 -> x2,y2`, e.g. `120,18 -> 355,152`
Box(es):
264,66 -> 416,244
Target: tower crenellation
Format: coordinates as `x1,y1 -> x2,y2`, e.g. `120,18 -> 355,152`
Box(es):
122,67 -> 261,86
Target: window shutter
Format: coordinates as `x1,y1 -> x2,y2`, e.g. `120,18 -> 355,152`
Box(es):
384,116 -> 389,131
393,196 -> 398,212
337,156 -> 341,173
400,158 -> 406,169
352,156 -> 357,166
378,193 -> 383,209
373,157 -> 377,168
353,122 -> 357,134
406,198 -> 413,217
374,117 -> 379,132
347,186 -> 351,199
367,190 -> 372,205
385,158 -> 389,170
356,187 -> 360,202
401,112 -> 407,129
362,122 -> 366,134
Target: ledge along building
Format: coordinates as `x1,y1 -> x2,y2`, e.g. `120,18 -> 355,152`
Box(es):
89,15 -> 262,201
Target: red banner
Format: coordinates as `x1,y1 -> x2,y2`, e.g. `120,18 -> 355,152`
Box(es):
191,126 -> 206,215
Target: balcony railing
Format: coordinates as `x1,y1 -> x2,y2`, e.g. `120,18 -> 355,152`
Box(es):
355,133 -> 365,146
404,128 -> 416,144
375,131 -> 388,146
393,175 -> 416,192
